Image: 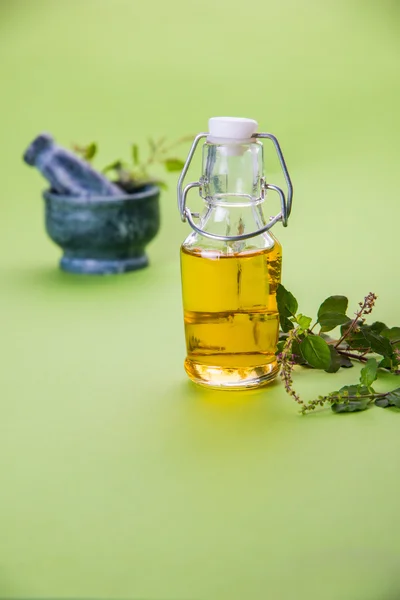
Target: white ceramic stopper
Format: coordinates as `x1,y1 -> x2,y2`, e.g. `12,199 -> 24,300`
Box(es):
207,117 -> 258,143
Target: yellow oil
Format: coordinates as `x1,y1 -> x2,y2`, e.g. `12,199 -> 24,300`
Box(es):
180,241 -> 282,389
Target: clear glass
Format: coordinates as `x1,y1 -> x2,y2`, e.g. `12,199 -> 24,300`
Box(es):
180,141 -> 282,389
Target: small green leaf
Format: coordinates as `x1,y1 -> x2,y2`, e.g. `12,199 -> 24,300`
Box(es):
84,142 -> 97,161
317,295 -> 348,319
276,284 -> 298,332
359,357 -> 378,387
319,312 -> 351,332
102,160 -> 123,174
385,388 -> 400,408
164,158 -> 185,172
132,144 -> 139,165
325,346 -> 341,373
72,142 -> 97,160
300,335 -> 331,370
297,314 -> 312,331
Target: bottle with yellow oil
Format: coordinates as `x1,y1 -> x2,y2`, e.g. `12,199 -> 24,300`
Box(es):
177,117 -> 293,389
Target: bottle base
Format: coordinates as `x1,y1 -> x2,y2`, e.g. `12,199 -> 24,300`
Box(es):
184,358 -> 279,390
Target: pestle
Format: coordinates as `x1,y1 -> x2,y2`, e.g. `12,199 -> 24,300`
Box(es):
23,133 -> 121,197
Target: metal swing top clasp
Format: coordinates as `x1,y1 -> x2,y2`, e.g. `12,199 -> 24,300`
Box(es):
177,118 -> 293,243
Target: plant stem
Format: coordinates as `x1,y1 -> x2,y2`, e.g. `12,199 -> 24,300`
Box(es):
301,389 -> 390,414
337,349 -> 369,364
335,292 -> 377,349
278,328 -> 303,407
329,392 -> 387,401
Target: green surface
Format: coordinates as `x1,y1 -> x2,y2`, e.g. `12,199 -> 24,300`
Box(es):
1,1 -> 400,598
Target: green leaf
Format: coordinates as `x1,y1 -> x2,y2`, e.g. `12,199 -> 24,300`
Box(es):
375,397 -> 390,408
292,339 -> 307,365
370,321 -> 388,334
331,384 -> 370,413
325,345 -> 341,373
381,327 -> 400,348
375,388 -> 400,408
345,325 -> 394,358
317,295 -> 350,332
340,384 -> 369,395
317,295 -> 348,320
102,160 -> 123,174
344,329 -> 368,351
382,388 -> 400,408
164,158 -> 185,172
276,340 -> 285,354
132,144 -> 139,166
379,357 -> 392,369
300,335 -> 331,370
297,314 -> 312,331
84,142 -> 97,161
332,398 -> 370,413
340,320 -> 362,338
276,284 -> 298,317
362,327 -> 393,358
276,284 -> 298,332
72,142 -> 97,161
319,312 -> 351,332
280,316 -> 294,333
359,357 -> 378,387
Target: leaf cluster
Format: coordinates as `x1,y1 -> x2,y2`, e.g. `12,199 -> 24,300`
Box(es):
276,285 -> 400,414
73,136 -> 191,192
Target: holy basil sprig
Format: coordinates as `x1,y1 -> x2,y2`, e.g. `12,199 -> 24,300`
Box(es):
276,285 -> 400,414
73,136 -> 191,191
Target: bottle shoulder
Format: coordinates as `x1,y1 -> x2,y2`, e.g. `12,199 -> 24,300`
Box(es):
181,232 -> 282,263
182,230 -> 281,251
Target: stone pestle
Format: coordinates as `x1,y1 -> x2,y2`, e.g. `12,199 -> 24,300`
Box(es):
23,133 -> 121,197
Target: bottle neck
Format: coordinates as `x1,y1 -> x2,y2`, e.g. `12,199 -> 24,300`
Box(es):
201,140 -> 264,203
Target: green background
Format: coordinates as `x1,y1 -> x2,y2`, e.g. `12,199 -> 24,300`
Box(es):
1,0 -> 400,598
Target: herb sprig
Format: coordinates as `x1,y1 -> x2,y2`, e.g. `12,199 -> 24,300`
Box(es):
276,285 -> 400,414
73,136 -> 192,192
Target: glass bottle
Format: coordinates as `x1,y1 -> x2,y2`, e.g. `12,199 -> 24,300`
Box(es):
178,117 -> 293,390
